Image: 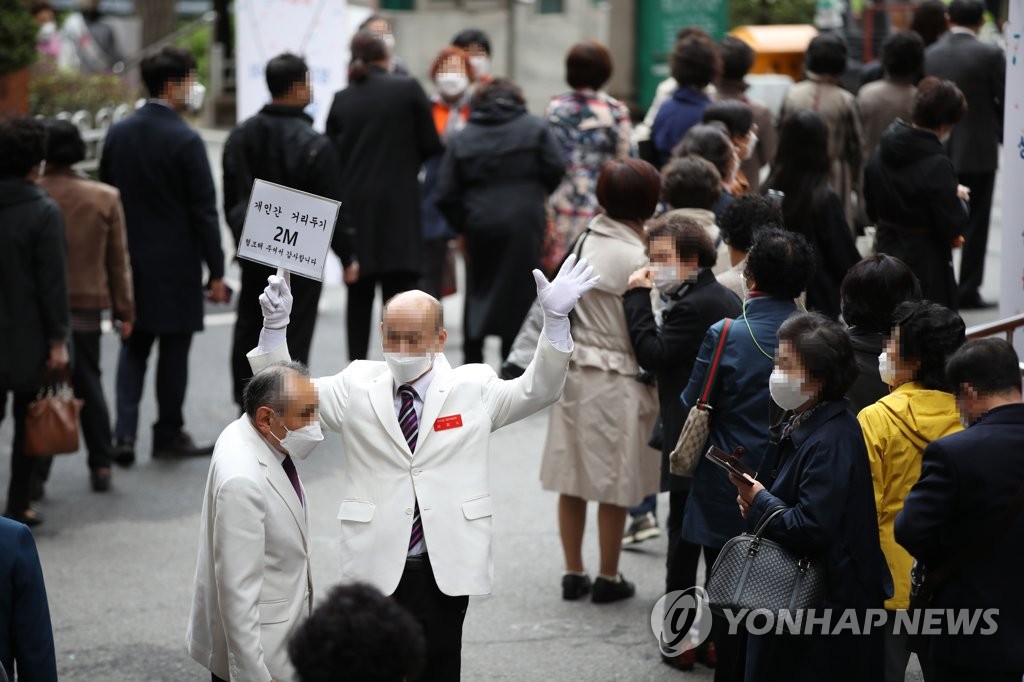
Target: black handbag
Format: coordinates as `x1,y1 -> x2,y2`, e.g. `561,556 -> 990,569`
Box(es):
706,506 -> 826,631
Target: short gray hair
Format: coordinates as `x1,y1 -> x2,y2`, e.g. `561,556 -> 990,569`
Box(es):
242,361 -> 311,420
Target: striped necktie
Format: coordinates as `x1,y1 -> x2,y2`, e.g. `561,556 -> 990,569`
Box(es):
398,384 -> 423,551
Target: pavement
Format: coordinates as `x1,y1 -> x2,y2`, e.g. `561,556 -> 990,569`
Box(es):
0,133 -> 1006,681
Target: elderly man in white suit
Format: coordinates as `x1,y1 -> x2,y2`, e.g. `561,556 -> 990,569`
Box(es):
247,256 -> 597,681
187,361 -> 322,682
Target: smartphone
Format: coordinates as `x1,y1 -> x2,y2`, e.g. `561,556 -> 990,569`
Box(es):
704,445 -> 757,484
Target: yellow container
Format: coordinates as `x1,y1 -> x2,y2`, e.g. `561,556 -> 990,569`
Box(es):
728,24 -> 819,81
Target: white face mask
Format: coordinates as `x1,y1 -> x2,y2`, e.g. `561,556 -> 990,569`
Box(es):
272,420 -> 323,460
769,369 -> 813,411
187,81 -> 206,113
436,72 -> 469,99
384,352 -> 435,384
651,264 -> 683,293
742,132 -> 758,160
878,351 -> 898,386
469,55 -> 490,79
40,21 -> 57,37
382,33 -> 396,52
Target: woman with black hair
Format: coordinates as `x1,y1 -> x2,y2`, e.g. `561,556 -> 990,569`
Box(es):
326,31 -> 443,360
702,100 -> 756,195
764,109 -> 860,318
857,300 -> 965,682
674,123 -> 739,221
840,254 -> 922,412
732,313 -> 891,682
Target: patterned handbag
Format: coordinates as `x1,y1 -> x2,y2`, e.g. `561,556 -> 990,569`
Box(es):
706,506 -> 826,630
669,319 -> 733,476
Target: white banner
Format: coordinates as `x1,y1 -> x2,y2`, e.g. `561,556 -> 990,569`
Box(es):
1001,1 -> 1024,350
234,0 -> 372,132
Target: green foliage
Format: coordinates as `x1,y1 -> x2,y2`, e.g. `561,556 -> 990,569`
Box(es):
0,0 -> 39,75
29,62 -> 137,117
177,22 -> 211,85
730,0 -> 817,28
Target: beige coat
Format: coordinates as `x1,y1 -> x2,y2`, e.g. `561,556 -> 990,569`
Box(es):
781,75 -> 865,227
857,79 -> 917,162
540,215 -> 659,507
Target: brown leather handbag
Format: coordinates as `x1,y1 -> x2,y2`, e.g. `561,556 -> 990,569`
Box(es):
24,374 -> 84,457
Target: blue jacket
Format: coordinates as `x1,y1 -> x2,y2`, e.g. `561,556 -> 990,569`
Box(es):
0,518 -> 57,682
651,87 -> 711,167
681,296 -> 796,548
895,403 -> 1024,672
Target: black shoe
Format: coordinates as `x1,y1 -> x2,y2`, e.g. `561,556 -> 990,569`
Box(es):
591,573 -> 636,604
112,437 -> 136,467
561,573 -> 592,601
5,508 -> 44,528
958,293 -> 997,310
90,468 -> 112,492
152,430 -> 214,459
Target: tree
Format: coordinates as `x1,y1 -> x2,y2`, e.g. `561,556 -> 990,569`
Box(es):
138,0 -> 177,47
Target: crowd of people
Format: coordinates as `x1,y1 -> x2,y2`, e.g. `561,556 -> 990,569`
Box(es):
0,2 -> 1020,681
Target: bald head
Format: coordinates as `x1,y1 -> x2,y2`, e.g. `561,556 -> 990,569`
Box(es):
381,290 -> 447,355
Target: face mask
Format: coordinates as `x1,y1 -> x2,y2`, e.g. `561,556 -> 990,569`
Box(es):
272,420 -> 323,460
769,369 -> 813,411
187,82 -> 206,113
878,351 -> 898,386
384,352 -> 434,384
40,21 -> 57,37
382,33 -> 396,52
939,129 -> 951,144
742,132 -> 758,160
469,55 -> 490,79
436,72 -> 469,99
651,264 -> 682,292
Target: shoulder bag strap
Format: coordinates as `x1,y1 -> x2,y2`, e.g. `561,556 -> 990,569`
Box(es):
921,476 -> 1024,599
696,319 -> 733,408
752,505 -> 788,538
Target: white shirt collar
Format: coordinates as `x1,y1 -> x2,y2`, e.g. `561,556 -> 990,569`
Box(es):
949,26 -> 977,36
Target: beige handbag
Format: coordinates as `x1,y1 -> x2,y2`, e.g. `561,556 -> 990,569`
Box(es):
670,318 -> 733,476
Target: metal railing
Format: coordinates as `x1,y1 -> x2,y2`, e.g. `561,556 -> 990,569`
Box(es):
965,313 -> 1024,343
49,101 -> 144,173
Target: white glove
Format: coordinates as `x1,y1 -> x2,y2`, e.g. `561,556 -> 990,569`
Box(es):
259,272 -> 293,329
532,253 -> 600,319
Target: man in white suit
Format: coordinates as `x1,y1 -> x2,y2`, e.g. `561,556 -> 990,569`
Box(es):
187,361 -> 323,682
248,256 -> 597,680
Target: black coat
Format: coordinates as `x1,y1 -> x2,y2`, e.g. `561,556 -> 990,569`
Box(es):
746,400 -> 892,682
0,517 -> 57,681
0,180 -> 69,392
622,269 -> 741,491
895,403 -> 1024,673
222,104 -> 353,266
864,120 -> 967,308
436,98 -> 565,341
793,191 -> 860,319
326,67 -> 442,277
845,327 -> 888,414
100,103 -> 225,334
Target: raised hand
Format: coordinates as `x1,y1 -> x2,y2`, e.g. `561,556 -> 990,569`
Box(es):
259,269 -> 293,330
532,253 -> 600,319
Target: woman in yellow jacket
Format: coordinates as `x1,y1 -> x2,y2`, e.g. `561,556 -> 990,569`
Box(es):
857,300 -> 965,682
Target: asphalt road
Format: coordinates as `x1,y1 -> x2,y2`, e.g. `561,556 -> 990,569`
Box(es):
0,132 -> 1004,680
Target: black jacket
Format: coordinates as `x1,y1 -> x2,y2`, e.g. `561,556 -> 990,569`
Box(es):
435,98 -> 565,341
100,103 -> 225,334
895,403 -> 1024,672
622,269 -> 741,491
223,105 -> 353,266
845,327 -> 888,414
326,67 -> 442,276
0,180 -> 69,391
864,119 -> 967,308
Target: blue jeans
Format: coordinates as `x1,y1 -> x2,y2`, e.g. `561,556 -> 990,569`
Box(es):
629,494 -> 657,518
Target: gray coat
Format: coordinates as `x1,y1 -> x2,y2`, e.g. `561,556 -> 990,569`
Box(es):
925,32 -> 1006,174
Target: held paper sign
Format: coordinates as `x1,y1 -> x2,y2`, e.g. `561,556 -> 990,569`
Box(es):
237,179 -> 340,281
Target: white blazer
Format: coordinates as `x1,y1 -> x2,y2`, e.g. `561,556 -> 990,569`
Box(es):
186,417 -> 313,682
249,335 -> 570,597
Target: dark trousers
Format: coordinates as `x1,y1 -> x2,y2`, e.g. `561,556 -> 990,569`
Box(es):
211,674 -> 227,682
463,332 -> 516,366
2,390 -> 34,515
883,609 -> 911,682
113,330 -> 192,442
36,331 -> 114,484
419,238 -> 449,300
346,271 -> 419,361
231,262 -> 323,406
956,171 -> 996,300
392,555 -> 469,682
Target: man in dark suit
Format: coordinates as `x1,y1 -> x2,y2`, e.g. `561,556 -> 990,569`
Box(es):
223,53 -> 357,408
924,0 -> 1006,309
0,517 -> 58,681
100,47 -> 228,464
896,338 -> 1024,682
